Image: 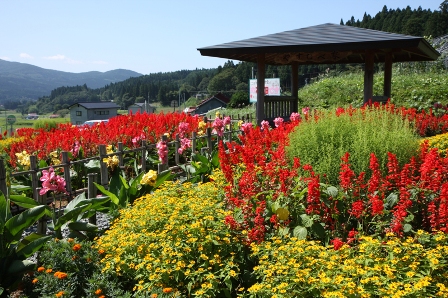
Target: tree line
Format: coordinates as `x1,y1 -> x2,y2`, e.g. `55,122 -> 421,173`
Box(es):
18,2 -> 448,115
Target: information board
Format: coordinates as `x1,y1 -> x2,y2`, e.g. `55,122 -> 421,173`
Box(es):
249,78 -> 281,103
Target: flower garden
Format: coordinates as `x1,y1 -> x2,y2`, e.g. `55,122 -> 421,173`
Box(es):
1,103 -> 448,297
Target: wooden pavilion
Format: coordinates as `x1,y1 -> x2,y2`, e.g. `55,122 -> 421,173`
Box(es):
198,23 -> 440,124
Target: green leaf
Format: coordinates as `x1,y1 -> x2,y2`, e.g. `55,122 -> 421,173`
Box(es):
9,195 -> 38,208
94,182 -> 118,205
65,192 -> 87,212
403,224 -> 413,233
109,171 -> 122,196
224,276 -> 233,292
325,186 -> 339,197
300,214 -> 313,228
54,204 -> 93,231
119,175 -> 130,190
5,205 -> 51,239
211,150 -> 220,168
385,193 -> 398,208
278,226 -> 290,236
7,260 -> 36,274
0,190 -> 8,233
154,171 -> 173,188
68,222 -> 98,232
84,159 -> 100,169
311,222 -> 326,240
10,184 -> 32,192
16,234 -> 52,258
293,226 -> 307,239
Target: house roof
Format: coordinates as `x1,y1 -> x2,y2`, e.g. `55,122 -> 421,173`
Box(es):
69,102 -> 120,109
196,93 -> 230,108
130,103 -> 154,108
198,23 -> 440,65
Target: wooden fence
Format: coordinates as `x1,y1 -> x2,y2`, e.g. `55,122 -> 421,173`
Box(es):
0,117 -> 243,222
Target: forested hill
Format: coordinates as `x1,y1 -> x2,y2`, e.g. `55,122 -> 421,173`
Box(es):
342,2 -> 448,37
24,2 -> 448,115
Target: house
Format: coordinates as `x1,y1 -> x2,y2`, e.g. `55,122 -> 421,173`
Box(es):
183,106 -> 196,115
194,93 -> 230,115
68,102 -> 120,125
128,102 -> 156,115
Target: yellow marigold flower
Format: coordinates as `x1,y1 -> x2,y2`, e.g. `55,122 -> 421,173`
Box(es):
141,170 -> 157,186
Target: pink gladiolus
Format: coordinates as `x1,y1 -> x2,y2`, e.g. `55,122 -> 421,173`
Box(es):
71,141 -> 80,157
241,122 -> 253,134
212,117 -> 224,137
261,120 -> 270,131
39,167 -> 68,195
223,116 -> 231,126
178,122 -> 190,138
274,117 -> 284,128
290,112 -> 301,122
302,107 -> 310,115
156,140 -> 168,164
178,138 -> 191,154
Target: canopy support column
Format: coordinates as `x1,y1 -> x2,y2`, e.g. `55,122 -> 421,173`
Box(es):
363,51 -> 374,104
384,52 -> 392,98
291,62 -> 299,113
256,53 -> 265,126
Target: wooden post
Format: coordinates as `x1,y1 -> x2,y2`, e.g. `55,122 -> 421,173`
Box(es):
363,51 -> 375,104
88,173 -> 97,225
291,61 -> 299,113
99,145 -> 108,188
0,159 -> 7,197
206,127 -> 212,155
141,140 -> 147,173
384,52 -> 392,98
192,132 -> 197,153
61,152 -> 72,196
36,188 -> 47,235
256,53 -> 266,126
117,142 -> 124,168
175,134 -> 180,165
30,155 -> 39,201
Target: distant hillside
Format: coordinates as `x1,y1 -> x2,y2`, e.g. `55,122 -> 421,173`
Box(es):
0,59 -> 142,102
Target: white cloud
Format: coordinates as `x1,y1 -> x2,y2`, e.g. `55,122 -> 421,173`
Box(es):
43,54 -> 66,60
0,56 -> 11,60
20,53 -> 33,59
42,54 -> 83,65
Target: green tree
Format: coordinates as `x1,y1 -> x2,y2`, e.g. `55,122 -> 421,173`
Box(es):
228,91 -> 249,108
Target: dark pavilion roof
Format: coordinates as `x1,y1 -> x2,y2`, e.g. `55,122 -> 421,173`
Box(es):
198,23 -> 440,65
69,102 -> 120,109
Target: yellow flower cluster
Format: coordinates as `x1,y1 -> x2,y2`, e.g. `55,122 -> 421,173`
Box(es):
103,155 -> 119,170
422,132 -> 448,156
0,136 -> 24,152
15,150 -> 31,169
49,151 -> 61,165
248,232 -> 448,297
140,170 -> 157,186
95,177 -> 244,297
197,120 -> 207,136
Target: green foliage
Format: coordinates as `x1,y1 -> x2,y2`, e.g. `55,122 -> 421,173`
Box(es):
180,150 -> 220,183
29,239 -> 132,298
286,107 -> 420,185
229,91 -> 249,108
298,71 -> 448,110
32,119 -> 58,131
0,190 -> 52,296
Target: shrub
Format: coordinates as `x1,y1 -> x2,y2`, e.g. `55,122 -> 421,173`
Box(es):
286,105 -> 420,185
95,175 -> 248,297
246,232 -> 448,297
32,119 -> 58,131
29,238 -> 131,297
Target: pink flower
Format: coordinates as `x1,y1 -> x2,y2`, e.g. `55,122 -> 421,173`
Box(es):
156,140 -> 168,164
212,117 -> 224,137
70,141 -> 80,157
261,120 -> 270,131
241,122 -> 253,134
274,117 -> 284,128
178,138 -> 191,154
223,116 -> 231,126
290,112 -> 301,122
178,122 -> 190,138
39,167 -> 68,195
302,107 -> 310,115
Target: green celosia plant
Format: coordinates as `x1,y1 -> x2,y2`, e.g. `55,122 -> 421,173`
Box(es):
95,172 -> 248,297
243,231 -> 448,298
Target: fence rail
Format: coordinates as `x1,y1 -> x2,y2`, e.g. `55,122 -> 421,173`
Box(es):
264,96 -> 296,120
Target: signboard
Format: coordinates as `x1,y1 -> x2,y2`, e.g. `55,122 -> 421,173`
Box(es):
170,100 -> 179,107
6,115 -> 16,125
249,78 -> 281,103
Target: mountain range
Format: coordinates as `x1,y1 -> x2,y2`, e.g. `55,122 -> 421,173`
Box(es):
0,59 -> 142,102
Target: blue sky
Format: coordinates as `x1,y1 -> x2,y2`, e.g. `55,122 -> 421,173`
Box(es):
0,0 -> 443,74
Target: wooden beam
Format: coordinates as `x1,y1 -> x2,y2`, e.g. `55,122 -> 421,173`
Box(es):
363,51 -> 374,104
384,52 -> 392,98
256,54 -> 265,125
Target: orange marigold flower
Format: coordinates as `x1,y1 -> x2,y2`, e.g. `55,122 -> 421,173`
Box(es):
72,255 -> 77,260
46,268 -> 53,273
95,289 -> 102,295
67,238 -> 74,243
98,296 -> 105,298
32,278 -> 38,284
151,294 -> 158,298
98,249 -> 105,254
55,291 -> 64,297
72,243 -> 82,251
162,288 -> 173,293
37,267 -> 45,272
54,271 -> 68,279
